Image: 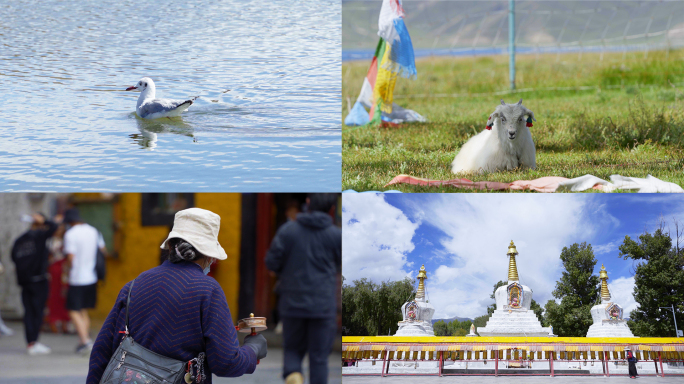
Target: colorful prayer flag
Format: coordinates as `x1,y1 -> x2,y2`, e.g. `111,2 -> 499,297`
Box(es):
344,0 -> 424,127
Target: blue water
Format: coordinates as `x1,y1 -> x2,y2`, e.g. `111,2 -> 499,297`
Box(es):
0,0 -> 341,192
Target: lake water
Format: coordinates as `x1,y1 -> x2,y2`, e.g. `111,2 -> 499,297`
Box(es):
0,0 -> 341,192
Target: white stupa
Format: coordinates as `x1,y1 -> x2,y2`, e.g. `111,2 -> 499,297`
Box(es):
394,265 -> 435,336
586,264 -> 635,338
477,241 -> 555,337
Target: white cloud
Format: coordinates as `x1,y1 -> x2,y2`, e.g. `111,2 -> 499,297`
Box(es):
433,265 -> 461,284
593,240 -> 620,255
409,195 -> 616,319
608,276 -> 638,316
341,194 -> 637,321
342,194 -> 419,283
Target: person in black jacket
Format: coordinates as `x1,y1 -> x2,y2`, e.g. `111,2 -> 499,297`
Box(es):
11,213 -> 60,355
626,347 -> 638,379
266,193 -> 341,384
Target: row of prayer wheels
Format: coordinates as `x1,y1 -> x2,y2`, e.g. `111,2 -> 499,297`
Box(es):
343,349 -> 684,362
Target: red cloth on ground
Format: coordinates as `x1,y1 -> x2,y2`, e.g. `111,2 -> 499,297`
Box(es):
385,174 -> 570,192
385,175 -> 511,190
508,177 -> 570,192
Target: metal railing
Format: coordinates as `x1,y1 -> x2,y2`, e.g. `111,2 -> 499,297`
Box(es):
341,336 -> 684,377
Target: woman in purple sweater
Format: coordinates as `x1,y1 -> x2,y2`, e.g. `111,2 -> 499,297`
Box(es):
87,208 -> 267,384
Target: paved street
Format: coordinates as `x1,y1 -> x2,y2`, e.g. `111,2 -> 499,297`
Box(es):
342,376 -> 684,383
0,320 -> 341,384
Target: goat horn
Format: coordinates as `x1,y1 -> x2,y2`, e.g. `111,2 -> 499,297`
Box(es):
500,99 -> 506,105
517,99 -> 523,105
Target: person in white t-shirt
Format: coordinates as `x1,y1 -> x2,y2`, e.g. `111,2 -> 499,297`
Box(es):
63,208 -> 106,355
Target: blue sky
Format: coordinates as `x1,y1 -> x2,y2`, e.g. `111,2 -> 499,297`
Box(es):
342,193 -> 684,319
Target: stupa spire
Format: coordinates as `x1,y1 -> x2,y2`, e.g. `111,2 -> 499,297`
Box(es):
415,265 -> 427,301
599,264 -> 611,302
507,241 -> 519,282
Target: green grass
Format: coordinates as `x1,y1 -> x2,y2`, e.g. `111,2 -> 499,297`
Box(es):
342,50 -> 684,192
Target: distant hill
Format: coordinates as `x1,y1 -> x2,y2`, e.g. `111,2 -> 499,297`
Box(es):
432,316 -> 473,325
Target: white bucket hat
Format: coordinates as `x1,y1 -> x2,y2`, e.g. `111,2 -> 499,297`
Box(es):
160,208 -> 228,260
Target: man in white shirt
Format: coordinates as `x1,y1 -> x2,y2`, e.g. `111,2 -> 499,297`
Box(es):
63,208 -> 106,354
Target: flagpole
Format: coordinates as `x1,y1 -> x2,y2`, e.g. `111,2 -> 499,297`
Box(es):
509,0 -> 516,91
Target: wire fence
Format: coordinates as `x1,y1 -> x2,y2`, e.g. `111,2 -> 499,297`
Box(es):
343,0 -> 684,61
342,0 -> 684,106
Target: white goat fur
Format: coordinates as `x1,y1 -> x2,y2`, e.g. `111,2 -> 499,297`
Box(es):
451,99 -> 536,174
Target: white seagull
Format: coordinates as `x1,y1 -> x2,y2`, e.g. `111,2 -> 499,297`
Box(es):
125,77 -> 194,119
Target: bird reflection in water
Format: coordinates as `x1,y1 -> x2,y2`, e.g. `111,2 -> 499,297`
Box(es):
129,114 -> 194,150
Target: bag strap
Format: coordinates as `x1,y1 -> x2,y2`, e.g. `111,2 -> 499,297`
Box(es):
121,277 -> 207,381
124,279 -> 135,336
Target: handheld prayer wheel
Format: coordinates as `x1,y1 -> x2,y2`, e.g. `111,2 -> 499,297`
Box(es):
236,313 -> 267,364
237,313 -> 268,335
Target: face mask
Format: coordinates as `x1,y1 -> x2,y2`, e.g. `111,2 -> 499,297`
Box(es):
203,259 -> 213,275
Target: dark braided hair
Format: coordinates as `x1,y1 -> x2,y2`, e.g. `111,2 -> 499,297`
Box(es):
167,238 -> 203,263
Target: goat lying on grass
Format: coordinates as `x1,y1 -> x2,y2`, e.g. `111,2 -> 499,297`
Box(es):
451,99 -> 537,174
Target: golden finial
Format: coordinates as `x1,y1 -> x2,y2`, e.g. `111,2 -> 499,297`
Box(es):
415,265 -> 427,300
507,240 -> 519,282
599,264 -> 611,301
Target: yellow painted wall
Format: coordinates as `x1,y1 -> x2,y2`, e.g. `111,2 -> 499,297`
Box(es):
195,193 -> 242,322
92,193 -> 242,323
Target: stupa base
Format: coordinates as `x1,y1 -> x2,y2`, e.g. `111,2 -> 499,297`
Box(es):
586,320 -> 635,338
394,321 -> 435,336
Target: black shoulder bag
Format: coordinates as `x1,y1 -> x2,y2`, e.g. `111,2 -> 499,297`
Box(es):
99,279 -> 206,384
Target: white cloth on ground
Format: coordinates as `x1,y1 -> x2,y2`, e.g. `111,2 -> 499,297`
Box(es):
556,174 -> 683,193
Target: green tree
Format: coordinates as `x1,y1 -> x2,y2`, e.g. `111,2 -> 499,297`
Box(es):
619,222 -> 684,337
472,314 -> 489,333
447,319 -> 472,335
447,319 -> 460,335
341,277 -> 416,336
433,320 -> 450,336
530,299 -> 544,324
543,242 -> 600,337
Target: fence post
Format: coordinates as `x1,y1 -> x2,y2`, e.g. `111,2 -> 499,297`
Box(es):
602,352 -> 606,377
508,0 -> 515,90
439,351 -> 443,377
381,351 -> 387,377
495,350 -> 499,376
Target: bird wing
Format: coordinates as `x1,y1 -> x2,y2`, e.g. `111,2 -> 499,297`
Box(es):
139,98 -> 193,118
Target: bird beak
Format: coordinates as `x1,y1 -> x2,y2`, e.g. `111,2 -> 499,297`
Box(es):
126,86 -> 137,91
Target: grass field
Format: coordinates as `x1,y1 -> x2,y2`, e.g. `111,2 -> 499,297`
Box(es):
342,50 -> 684,192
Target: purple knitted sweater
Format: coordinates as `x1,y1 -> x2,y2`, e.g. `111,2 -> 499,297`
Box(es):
87,260 -> 256,383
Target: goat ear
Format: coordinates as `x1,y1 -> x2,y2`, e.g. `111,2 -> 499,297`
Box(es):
525,108 -> 536,122
500,99 -> 506,105
517,99 -> 523,105
485,111 -> 499,130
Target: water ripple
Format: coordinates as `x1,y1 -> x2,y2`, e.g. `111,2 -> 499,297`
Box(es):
0,0 -> 341,191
